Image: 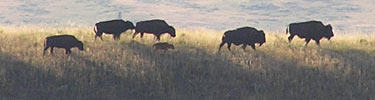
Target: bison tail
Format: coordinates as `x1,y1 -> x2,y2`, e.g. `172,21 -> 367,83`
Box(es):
221,36 -> 226,42
93,25 -> 97,34
43,38 -> 47,48
286,26 -> 289,34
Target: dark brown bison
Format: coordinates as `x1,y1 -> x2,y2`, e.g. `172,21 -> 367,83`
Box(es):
133,19 -> 176,40
153,42 -> 175,51
219,26 -> 266,51
43,35 -> 84,55
286,20 -> 334,46
94,19 -> 135,40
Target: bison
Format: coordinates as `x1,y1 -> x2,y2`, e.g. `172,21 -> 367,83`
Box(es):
133,19 -> 176,41
43,35 -> 84,55
94,19 -> 135,40
153,42 -> 175,51
286,20 -> 334,46
219,26 -> 266,51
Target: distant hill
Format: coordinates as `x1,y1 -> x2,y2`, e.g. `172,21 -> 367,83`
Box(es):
0,0 -> 374,32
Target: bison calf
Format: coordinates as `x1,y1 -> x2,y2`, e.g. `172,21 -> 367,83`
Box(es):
219,26 -> 266,51
43,35 -> 84,55
153,42 -> 175,51
286,20 -> 334,46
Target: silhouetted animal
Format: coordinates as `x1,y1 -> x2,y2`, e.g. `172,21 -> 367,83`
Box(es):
43,35 -> 84,55
286,20 -> 334,46
153,42 -> 175,51
94,19 -> 135,40
133,19 -> 176,40
219,27 -> 266,51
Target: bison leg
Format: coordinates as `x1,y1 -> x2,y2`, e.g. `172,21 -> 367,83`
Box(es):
241,44 -> 247,51
156,35 -> 161,41
113,34 -> 121,40
288,34 -> 295,43
249,44 -> 256,50
132,32 -> 139,39
227,43 -> 232,51
99,36 -> 103,41
95,31 -> 104,41
140,33 -> 145,38
95,35 -> 103,41
43,46 -> 49,55
305,38 -> 312,46
65,48 -> 72,54
218,42 -> 226,51
50,47 -> 55,55
314,39 -> 321,47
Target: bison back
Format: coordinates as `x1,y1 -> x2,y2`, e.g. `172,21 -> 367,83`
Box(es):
223,27 -> 260,45
96,19 -> 131,34
46,35 -> 80,47
288,21 -> 325,37
136,19 -> 170,33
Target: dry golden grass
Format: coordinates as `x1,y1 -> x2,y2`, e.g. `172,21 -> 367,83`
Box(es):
0,26 -> 374,100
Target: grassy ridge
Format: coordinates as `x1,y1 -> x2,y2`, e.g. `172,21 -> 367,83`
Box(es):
0,26 -> 374,100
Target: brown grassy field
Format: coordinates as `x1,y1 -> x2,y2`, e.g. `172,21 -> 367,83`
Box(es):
0,26 -> 374,100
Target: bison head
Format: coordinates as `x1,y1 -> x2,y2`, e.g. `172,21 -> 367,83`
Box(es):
324,24 -> 334,40
256,30 -> 266,46
168,26 -> 176,37
77,41 -> 84,51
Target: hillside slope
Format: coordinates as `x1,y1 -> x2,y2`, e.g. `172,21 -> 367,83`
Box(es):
0,27 -> 374,100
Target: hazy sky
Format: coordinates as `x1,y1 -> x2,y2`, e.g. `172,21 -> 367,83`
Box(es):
0,0 -> 374,32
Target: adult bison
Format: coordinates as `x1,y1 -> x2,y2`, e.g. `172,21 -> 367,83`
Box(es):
286,20 -> 334,46
43,35 -> 84,55
94,19 -> 135,40
219,26 -> 266,51
133,19 -> 176,41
